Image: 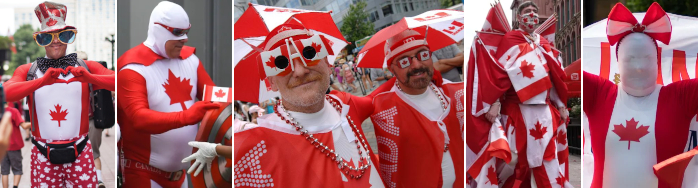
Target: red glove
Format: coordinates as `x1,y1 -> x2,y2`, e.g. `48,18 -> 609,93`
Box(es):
39,68 -> 66,86
66,66 -> 92,83
181,101 -> 221,125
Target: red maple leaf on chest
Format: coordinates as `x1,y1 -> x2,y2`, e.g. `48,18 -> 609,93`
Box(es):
49,104 -> 68,127
162,70 -> 193,110
612,118 -> 650,150
518,60 -> 536,78
486,166 -> 498,185
557,129 -> 567,145
214,89 -> 226,98
529,120 -> 547,140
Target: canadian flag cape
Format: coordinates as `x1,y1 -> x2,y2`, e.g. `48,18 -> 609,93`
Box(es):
583,12 -> 698,188
653,146 -> 698,188
117,43 -> 196,70
367,78 -> 464,188
466,3 -> 571,187
233,94 -> 380,188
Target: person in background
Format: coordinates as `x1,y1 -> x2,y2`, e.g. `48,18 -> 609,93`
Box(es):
247,105 -> 265,124
260,98 -> 276,114
432,44 -> 464,82
342,64 -> 357,92
76,50 -> 108,188
2,105 -> 27,188
370,68 -> 393,87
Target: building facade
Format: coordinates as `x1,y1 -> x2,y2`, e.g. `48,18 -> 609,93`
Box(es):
554,0 -> 581,67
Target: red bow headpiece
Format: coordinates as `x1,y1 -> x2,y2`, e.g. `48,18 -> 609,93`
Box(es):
606,2 -> 672,46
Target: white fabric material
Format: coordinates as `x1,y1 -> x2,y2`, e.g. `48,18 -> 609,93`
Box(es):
602,85 -> 661,188
143,1 -> 190,58
122,54 -> 201,172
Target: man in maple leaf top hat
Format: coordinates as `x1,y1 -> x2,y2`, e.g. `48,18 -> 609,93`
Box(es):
583,2 -> 698,188
234,22 -> 386,187
468,1 -> 573,187
116,1 -> 221,187
2,1 -> 115,187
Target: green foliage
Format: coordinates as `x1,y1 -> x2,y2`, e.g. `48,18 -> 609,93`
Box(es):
0,36 -> 11,50
568,97 -> 581,123
8,24 -> 45,76
626,0 -> 698,17
339,1 -> 375,54
440,0 -> 454,8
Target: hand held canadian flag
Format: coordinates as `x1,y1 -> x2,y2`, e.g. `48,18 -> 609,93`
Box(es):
203,85 -> 232,103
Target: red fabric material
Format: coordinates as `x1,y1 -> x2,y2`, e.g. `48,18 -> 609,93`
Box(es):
583,71 -> 698,188
233,95 -> 380,188
30,140 -> 96,187
653,146 -> 698,188
121,160 -> 186,188
370,83 -> 464,188
117,43 -> 196,71
6,107 -> 24,151
606,2 -> 671,46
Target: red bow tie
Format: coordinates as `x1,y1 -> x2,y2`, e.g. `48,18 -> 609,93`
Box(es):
606,2 -> 672,46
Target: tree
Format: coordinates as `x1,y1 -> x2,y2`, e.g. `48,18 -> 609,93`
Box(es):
626,0 -> 698,17
440,0 -> 454,9
8,24 -> 45,76
339,1 -> 375,55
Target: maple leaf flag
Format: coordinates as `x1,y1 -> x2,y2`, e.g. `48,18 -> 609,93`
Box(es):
162,70 -> 193,110
203,85 -> 232,103
467,119 -> 510,188
49,104 -> 68,127
612,118 -> 650,150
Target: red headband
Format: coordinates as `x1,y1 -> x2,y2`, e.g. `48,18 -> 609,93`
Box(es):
606,2 -> 672,46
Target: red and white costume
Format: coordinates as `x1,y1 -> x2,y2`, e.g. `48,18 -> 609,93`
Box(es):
3,2 -> 114,187
117,2 -> 214,187
653,146 -> 698,188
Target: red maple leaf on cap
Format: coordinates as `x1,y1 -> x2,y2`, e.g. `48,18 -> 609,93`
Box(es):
49,104 -> 68,127
486,166 -> 498,185
46,18 -> 57,26
518,60 -> 535,78
612,118 -> 650,150
162,70 -> 193,110
529,120 -> 547,140
265,56 -> 276,68
214,89 -> 226,98
557,129 -> 567,145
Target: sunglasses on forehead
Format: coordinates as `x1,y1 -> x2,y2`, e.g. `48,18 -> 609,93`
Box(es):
259,34 -> 333,77
155,22 -> 191,37
33,29 -> 78,47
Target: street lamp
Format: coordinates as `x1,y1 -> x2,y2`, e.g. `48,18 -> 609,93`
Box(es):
105,34 -> 115,70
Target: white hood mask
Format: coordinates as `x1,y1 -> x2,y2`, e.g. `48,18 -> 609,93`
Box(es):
143,1 -> 190,58
617,33 -> 659,97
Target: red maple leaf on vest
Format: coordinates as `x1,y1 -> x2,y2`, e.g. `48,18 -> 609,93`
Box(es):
557,129 -> 567,145
486,166 -> 498,185
529,120 -> 547,140
49,104 -> 68,127
518,60 -> 535,78
214,89 -> 226,98
612,118 -> 650,150
265,56 -> 276,68
162,70 -> 193,110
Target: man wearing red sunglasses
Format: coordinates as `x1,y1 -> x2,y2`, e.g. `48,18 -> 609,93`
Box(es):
117,1 -> 220,187
3,1 -> 115,188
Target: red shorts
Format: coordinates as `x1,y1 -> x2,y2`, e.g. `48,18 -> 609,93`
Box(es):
30,137 -> 97,188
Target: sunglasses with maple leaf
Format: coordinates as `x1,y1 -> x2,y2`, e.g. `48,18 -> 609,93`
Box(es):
258,34 -> 333,77
396,50 -> 431,69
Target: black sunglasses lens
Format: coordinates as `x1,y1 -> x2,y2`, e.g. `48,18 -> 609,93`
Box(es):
172,29 -> 189,36
275,55 -> 289,69
36,33 -> 53,46
302,46 -> 316,60
58,30 -> 75,44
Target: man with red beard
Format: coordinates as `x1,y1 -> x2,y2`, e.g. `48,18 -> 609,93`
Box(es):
117,1 -> 220,187
3,2 -> 115,187
366,29 -> 465,188
233,23 -> 384,187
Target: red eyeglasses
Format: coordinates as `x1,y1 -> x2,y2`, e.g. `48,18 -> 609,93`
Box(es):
155,22 -> 191,36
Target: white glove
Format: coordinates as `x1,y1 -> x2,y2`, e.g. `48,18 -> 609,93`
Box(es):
182,141 -> 220,176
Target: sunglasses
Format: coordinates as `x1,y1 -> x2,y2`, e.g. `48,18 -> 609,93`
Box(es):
155,22 -> 191,37
33,29 -> 77,47
396,50 -> 431,69
259,34 -> 332,77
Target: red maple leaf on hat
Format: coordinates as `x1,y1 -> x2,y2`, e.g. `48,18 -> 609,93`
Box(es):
612,118 -> 650,150
162,70 -> 193,110
49,104 -> 68,127
486,166 -> 498,185
529,120 -> 547,140
265,56 -> 276,68
523,18 -> 528,22
518,60 -> 535,78
557,129 -> 567,145
214,89 -> 226,98
50,9 -> 61,17
311,42 -> 322,54
46,18 -> 57,26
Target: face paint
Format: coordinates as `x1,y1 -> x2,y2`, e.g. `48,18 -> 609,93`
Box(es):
520,12 -> 539,30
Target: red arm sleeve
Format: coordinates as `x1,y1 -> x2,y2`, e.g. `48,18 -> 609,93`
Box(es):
117,69 -> 193,134
329,91 -> 374,124
582,71 -> 617,118
4,64 -> 43,102
196,61 -> 215,100
85,61 -> 115,91
664,79 -> 698,117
